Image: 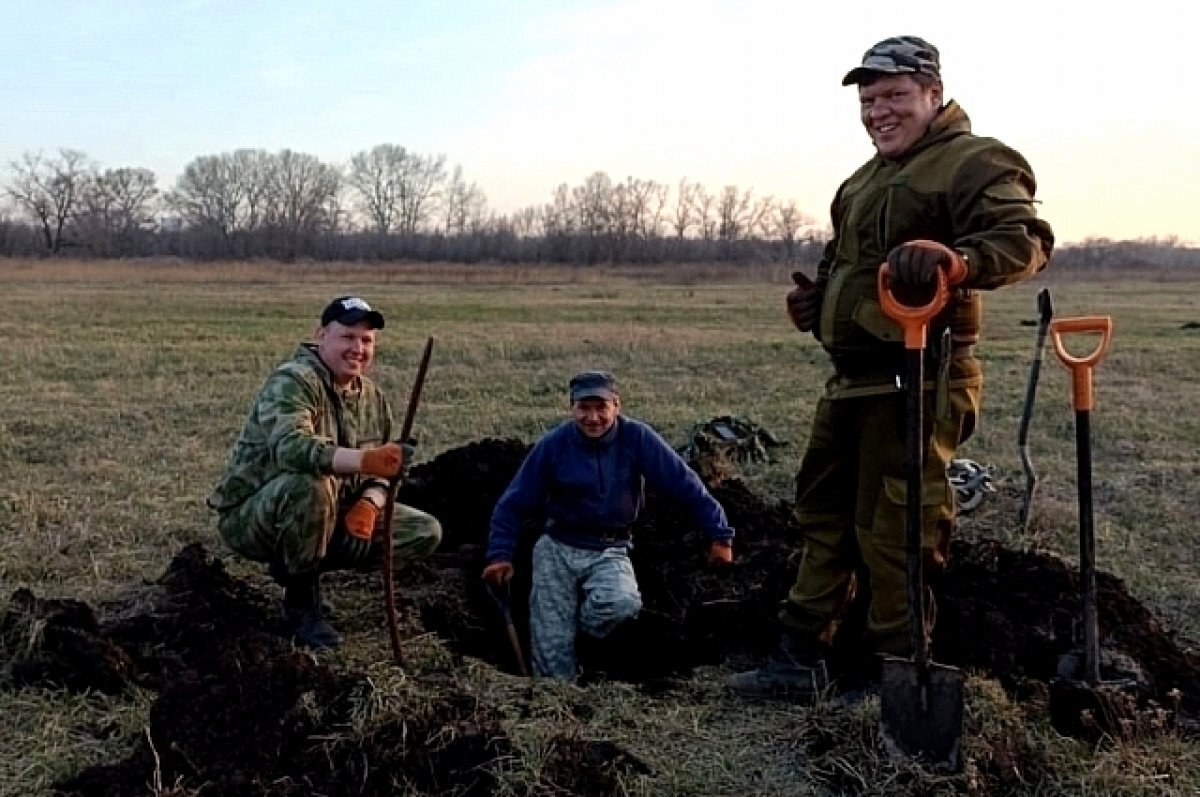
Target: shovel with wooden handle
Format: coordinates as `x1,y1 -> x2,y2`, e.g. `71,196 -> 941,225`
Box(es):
876,264 -> 965,772
1049,316 -> 1113,685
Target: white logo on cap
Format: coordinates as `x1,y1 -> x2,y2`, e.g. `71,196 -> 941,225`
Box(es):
341,297 -> 371,311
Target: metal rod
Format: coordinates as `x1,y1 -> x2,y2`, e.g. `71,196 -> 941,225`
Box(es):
1018,288 -> 1054,532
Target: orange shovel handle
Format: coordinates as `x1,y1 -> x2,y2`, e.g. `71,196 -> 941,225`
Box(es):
1049,316 -> 1113,411
877,264 -> 950,350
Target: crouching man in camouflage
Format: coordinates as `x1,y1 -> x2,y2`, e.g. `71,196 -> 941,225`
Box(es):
482,370 -> 736,681
208,296 -> 442,649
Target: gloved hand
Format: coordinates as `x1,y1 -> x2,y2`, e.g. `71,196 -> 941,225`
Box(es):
886,240 -> 968,288
361,442 -> 405,478
399,441 -> 416,478
335,498 -> 378,566
343,498 -> 379,542
482,561 -> 514,587
786,271 -> 821,333
708,540 -> 734,568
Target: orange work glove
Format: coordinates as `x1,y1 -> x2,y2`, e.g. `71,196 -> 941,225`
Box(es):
482,561 -> 514,587
786,271 -> 821,333
886,240 -> 968,288
343,498 -> 379,542
360,442 -> 404,478
708,540 -> 734,567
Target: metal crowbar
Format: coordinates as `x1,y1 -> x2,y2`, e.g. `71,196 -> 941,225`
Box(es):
1018,288 -> 1055,534
380,336 -> 434,668
486,582 -> 530,677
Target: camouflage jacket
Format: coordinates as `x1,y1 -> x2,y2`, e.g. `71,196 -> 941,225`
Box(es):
207,344 -> 394,512
813,100 -> 1054,398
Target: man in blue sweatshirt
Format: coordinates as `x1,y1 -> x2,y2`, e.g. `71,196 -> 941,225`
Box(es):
482,370 -> 736,680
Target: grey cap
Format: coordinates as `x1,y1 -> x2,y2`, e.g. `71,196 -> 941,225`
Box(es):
569,370 -> 618,402
842,35 -> 941,86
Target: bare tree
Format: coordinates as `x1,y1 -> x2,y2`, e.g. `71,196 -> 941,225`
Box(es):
510,206 -> 542,238
346,144 -> 403,235
573,171 -> 613,242
74,166 -> 160,254
442,165 -> 488,235
771,199 -> 815,259
167,153 -> 248,236
693,184 -> 718,241
262,149 -> 341,237
346,144 -> 447,237
5,149 -> 92,251
670,178 -> 698,239
717,185 -> 756,241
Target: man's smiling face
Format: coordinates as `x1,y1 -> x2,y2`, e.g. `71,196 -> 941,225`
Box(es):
858,74 -> 942,159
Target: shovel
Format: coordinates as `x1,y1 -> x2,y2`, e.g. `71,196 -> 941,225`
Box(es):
1049,316 -> 1114,684
486,582 -> 530,677
876,264 -> 965,772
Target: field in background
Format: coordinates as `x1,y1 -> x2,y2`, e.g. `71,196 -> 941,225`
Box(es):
1,258 -> 1199,795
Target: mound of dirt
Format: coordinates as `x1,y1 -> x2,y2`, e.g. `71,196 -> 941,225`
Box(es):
397,439 -> 1200,717
2,437 -> 1198,795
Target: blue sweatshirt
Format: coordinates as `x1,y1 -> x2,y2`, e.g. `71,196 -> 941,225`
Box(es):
486,415 -> 735,562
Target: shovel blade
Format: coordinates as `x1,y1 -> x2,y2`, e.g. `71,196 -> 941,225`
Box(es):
879,656 -> 965,772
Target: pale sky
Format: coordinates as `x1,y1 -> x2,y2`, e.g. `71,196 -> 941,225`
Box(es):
3,0 -> 1196,244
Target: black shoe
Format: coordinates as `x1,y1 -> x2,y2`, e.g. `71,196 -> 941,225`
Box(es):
727,632 -> 829,702
283,605 -> 343,650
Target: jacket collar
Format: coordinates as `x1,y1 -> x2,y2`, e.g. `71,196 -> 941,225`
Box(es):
297,343 -> 361,394
880,99 -> 971,164
572,415 -> 621,448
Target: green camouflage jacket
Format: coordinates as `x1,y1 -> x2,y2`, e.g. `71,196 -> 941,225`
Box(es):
813,100 -> 1054,398
207,344 -> 394,512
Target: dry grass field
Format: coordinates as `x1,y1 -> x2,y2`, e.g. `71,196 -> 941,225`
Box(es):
1,258 -> 1198,796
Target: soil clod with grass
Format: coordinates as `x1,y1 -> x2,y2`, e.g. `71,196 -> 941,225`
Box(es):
2,438 -> 1197,794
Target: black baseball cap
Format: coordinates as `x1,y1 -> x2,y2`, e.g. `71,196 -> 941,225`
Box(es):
320,296 -> 385,329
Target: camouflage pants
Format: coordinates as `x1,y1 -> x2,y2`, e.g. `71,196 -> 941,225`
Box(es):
781,384 -> 979,656
530,535 -> 642,681
217,472 -> 442,575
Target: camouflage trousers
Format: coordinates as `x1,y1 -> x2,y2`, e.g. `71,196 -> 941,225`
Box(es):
782,383 -> 979,656
530,535 -> 642,681
217,472 -> 442,576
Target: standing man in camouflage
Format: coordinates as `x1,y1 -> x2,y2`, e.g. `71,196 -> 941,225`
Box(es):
208,296 -> 442,649
729,36 -> 1053,699
482,370 -> 735,681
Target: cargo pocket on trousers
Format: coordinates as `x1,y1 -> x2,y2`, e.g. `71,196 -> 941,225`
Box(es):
878,474 -> 953,550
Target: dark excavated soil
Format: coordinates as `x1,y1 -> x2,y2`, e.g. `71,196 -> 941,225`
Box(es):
2,438 -> 1196,795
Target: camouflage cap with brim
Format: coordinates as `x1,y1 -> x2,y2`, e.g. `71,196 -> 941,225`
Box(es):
842,35 -> 941,86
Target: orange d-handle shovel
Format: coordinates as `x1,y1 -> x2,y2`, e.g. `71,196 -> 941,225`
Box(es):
1049,316 -> 1114,685
876,264 -> 965,772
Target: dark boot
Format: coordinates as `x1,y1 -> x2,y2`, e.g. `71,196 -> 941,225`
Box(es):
281,572 -> 342,650
726,631 -> 829,702
271,559 -> 335,615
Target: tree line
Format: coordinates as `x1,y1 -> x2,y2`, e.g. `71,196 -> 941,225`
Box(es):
0,145 -> 827,264
4,146 -> 1197,269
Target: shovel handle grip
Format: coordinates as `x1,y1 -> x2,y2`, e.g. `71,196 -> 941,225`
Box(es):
1049,317 -> 1113,411
877,263 -> 949,350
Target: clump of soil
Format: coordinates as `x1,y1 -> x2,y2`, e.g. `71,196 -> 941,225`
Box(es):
1,437 -> 1197,795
